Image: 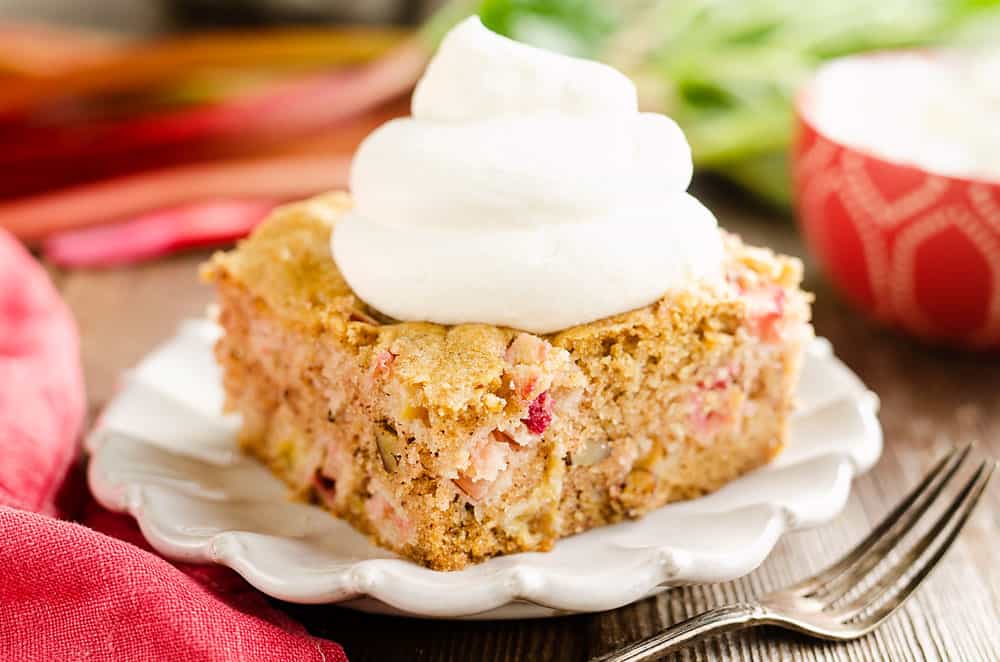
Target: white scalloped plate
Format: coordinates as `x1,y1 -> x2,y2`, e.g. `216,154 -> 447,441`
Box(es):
86,319 -> 881,619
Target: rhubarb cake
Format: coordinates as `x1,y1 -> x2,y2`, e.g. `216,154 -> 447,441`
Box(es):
203,192 -> 811,570
202,17 -> 813,570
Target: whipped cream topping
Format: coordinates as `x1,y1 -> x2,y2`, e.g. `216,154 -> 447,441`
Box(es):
333,17 -> 723,334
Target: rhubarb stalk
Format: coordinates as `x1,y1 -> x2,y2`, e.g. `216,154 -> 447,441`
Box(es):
0,27 -> 409,114
42,199 -> 278,267
0,154 -> 349,242
0,41 -> 429,170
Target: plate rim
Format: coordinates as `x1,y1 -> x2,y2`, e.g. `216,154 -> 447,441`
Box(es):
87,319 -> 882,619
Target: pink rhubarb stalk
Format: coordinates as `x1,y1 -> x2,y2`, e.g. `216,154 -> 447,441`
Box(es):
42,198 -> 278,268
0,153 -> 349,241
0,41 -> 428,169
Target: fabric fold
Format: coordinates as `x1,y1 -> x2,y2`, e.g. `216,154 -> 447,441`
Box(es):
0,228 -> 346,662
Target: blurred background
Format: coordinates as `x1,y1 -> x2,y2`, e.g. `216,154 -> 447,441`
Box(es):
1,0 -> 999,348
0,0 -> 438,29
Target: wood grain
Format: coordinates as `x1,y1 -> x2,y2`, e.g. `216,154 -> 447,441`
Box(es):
58,190 -> 1000,662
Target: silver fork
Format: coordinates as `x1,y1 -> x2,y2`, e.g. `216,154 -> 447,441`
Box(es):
592,446 -> 996,662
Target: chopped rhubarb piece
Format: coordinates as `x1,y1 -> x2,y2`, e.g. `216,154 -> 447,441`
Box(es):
371,349 -> 397,377
467,434 -> 509,482
504,335 -> 552,400
505,333 -> 548,365
515,369 -> 540,400
697,364 -> 740,391
522,391 -> 553,435
364,491 -> 414,544
453,474 -> 491,501
700,378 -> 728,390
744,286 -> 786,341
689,392 -> 730,438
506,364 -> 551,402
755,289 -> 786,341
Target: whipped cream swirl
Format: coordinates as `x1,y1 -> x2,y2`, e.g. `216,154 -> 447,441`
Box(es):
333,17 -> 723,334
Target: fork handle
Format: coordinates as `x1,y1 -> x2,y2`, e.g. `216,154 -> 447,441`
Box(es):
590,603 -> 767,662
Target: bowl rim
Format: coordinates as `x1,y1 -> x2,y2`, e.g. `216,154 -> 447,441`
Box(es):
794,50 -> 1000,188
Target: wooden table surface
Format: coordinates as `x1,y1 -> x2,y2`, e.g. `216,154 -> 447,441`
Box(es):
58,189 -> 999,661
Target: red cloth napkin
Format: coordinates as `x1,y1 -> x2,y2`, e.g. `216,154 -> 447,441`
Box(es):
0,228 -> 346,662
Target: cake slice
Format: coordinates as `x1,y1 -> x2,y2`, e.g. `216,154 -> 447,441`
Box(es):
202,193 -> 812,570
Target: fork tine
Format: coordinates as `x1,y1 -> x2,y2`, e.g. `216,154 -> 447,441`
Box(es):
833,460 -> 995,627
790,445 -> 971,598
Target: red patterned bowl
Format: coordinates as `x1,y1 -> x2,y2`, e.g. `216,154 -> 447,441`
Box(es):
793,54 -> 1000,350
